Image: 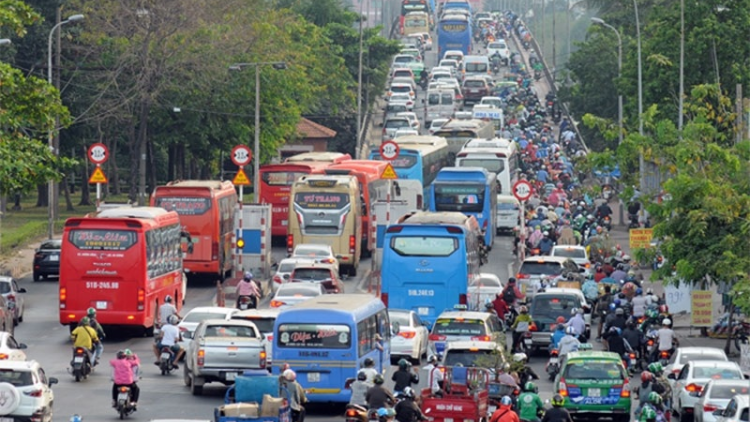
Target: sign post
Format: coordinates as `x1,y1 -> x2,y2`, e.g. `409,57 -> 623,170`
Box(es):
231,145 -> 252,275
379,141 -> 400,228
87,143 -> 109,212
512,180 -> 532,262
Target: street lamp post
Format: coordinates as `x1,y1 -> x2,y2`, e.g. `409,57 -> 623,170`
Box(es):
47,14 -> 84,239
633,0 -> 645,193
591,18 -> 623,146
228,61 -> 287,202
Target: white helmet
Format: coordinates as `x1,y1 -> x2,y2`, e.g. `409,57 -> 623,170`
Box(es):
512,352 -> 528,362
566,326 -> 577,335
662,318 -> 672,326
168,315 -> 179,325
283,369 -> 296,381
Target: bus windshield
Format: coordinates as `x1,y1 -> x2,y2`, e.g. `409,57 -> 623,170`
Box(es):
390,236 -> 458,257
433,184 -> 485,212
277,324 -> 351,349
154,197 -> 211,216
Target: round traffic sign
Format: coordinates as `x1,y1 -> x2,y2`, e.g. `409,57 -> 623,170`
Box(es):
87,143 -> 109,164
379,141 -> 400,161
513,180 -> 533,202
231,145 -> 252,167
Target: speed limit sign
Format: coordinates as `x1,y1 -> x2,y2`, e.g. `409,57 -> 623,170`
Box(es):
231,145 -> 252,167
513,180 -> 533,202
379,141 -> 400,161
87,143 -> 109,165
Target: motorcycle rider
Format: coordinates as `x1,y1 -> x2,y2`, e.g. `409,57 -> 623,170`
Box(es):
622,320 -> 644,362
558,327 -> 580,358
502,278 -> 525,306
490,396 -> 520,422
236,271 -> 260,309
567,308 -> 586,342
158,295 -> 181,326
631,288 -> 648,319
540,394 -> 573,422
366,374 -> 396,410
550,317 -> 566,350
281,369 -> 308,422
110,350 -> 139,409
394,387 -> 426,422
349,370 -> 372,407
422,355 -> 444,395
638,406 -> 657,422
81,308 -> 106,365
155,315 -> 184,369
653,318 -> 678,362
538,231 -> 554,255
604,326 -> 631,365
514,353 -> 540,381
70,316 -> 99,366
595,201 -> 613,219
511,306 -> 533,353
493,294 -> 511,330
647,362 -> 673,404
392,359 -> 419,394
635,391 -> 667,420
517,382 -> 544,422
361,357 -> 379,384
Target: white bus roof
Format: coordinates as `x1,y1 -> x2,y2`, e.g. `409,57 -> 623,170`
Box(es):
97,207 -> 171,219
463,138 -> 513,149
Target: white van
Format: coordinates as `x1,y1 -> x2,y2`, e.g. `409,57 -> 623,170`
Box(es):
462,55 -> 490,78
496,194 -> 520,233
424,87 -> 456,125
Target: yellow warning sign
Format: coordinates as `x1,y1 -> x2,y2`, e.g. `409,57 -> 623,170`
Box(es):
380,163 -> 398,180
88,166 -> 108,184
233,168 -> 251,186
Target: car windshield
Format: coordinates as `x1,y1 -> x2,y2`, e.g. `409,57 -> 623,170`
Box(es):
519,262 -> 563,276
278,262 -> 297,273
530,295 -> 581,323
709,384 -> 750,398
693,366 -> 742,379
0,369 -> 33,386
203,324 -> 258,338
277,286 -> 320,297
464,80 -> 485,88
564,361 -> 625,380
183,311 -> 229,323
394,56 -> 414,64
0,283 -> 11,294
391,86 -> 411,94
679,353 -> 727,364
444,349 -> 498,367
40,240 -> 61,250
471,277 -> 501,288
433,319 -> 486,336
389,312 -> 411,327
553,248 -> 587,259
385,119 -> 410,129
497,202 -> 518,211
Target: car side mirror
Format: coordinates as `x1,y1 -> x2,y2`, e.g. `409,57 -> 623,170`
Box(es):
49,377 -> 58,386
667,373 -> 676,380
421,99 -> 425,104
18,288 -> 26,293
18,343 -> 27,350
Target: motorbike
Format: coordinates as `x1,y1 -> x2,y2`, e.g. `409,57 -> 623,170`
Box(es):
237,295 -> 256,311
522,40 -> 530,50
600,215 -> 612,231
534,69 -> 542,81
492,64 -> 500,75
624,351 -> 639,374
115,385 -> 136,419
158,346 -> 175,375
658,349 -> 672,366
546,348 -> 560,381
70,347 -> 92,382
345,404 -> 369,422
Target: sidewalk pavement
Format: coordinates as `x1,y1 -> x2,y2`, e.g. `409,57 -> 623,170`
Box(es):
0,239 -> 48,278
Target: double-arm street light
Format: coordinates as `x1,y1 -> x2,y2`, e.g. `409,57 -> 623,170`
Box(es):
591,17 -> 623,146
47,13 -> 84,239
228,61 -> 287,201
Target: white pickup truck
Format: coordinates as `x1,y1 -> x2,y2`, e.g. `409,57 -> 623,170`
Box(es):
184,319 -> 267,396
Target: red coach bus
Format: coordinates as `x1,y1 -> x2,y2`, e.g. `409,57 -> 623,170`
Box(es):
59,207 -> 188,334
260,152 -> 351,238
321,160 -> 391,257
151,180 -> 236,280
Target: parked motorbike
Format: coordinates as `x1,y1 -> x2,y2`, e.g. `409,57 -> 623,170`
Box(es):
70,347 -> 92,382
115,385 -> 136,419
546,348 -> 560,381
159,346 -> 175,375
237,295 -> 256,311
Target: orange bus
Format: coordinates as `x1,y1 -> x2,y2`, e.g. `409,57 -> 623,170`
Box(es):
150,180 -> 236,280
260,153 -> 351,238
320,160 -> 391,256
59,207 -> 188,334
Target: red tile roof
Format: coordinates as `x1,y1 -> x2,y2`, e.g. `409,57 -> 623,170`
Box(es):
297,118 -> 336,139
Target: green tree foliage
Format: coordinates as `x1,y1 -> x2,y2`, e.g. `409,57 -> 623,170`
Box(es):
0,2 -> 74,196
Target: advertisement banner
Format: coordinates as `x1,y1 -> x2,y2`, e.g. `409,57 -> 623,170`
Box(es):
691,291 -> 714,327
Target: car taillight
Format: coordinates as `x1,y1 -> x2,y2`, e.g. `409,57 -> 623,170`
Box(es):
267,334 -> 274,342
197,349 -> 205,366
647,339 -> 654,346
399,332 -> 416,339
459,293 -> 467,305
212,241 -> 218,260
59,287 -> 67,309
517,273 -> 530,279
286,235 -> 294,254
686,383 -> 702,393
529,322 -> 538,332
429,334 -> 446,341
346,409 -> 358,417
704,404 -> 719,412
270,300 -> 285,308
471,335 -> 491,341
24,389 -> 42,397
273,275 -> 282,284
349,235 -> 356,254
34,253 -> 43,259
381,293 -> 388,307
629,353 -> 636,360
259,350 -> 267,368
137,288 -> 145,311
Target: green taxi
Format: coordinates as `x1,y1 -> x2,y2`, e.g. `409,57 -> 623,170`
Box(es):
553,350 -> 632,422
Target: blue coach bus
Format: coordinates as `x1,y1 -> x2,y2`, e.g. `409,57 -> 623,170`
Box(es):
272,294 -> 390,403
369,135 -> 450,209
437,14 -> 472,58
428,167 -> 498,248
380,212 -> 483,327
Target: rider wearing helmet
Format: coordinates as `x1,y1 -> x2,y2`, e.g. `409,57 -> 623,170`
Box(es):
490,396 -> 520,422
110,349 -> 139,409
377,407 -> 396,422
155,314 -> 184,369
511,305 -> 533,353
349,370 -> 372,406
639,406 -> 657,422
366,374 -> 395,410
422,355 -> 444,395
80,308 -> 106,364
647,362 -> 672,403
236,271 -> 261,309
541,394 -> 573,422
394,387 -> 425,422
653,318 -> 677,363
360,357 -> 378,384
70,316 -> 100,365
631,288 -> 647,318
550,317 -> 567,350
558,326 -> 581,357
281,369 -> 308,422
392,358 -> 419,394
518,382 -> 544,422
158,295 -> 181,326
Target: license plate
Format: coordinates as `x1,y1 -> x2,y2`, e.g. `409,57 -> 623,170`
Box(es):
445,419 -> 454,422
470,89 -> 478,93
307,372 -> 320,383
96,301 -> 107,310
588,388 -> 600,397
226,372 -> 238,381
549,358 -> 558,365
118,393 -> 129,401
73,356 -> 84,363
281,220 -> 288,226
417,307 -> 430,316
160,352 -> 171,360
50,255 -> 59,261
524,338 -> 533,345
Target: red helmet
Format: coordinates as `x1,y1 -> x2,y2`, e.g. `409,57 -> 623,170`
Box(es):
641,371 -> 653,383
556,316 -> 566,324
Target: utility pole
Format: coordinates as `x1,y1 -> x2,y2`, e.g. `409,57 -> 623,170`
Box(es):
355,0 -> 365,159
